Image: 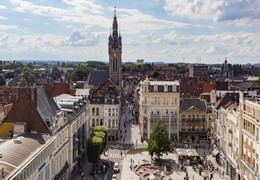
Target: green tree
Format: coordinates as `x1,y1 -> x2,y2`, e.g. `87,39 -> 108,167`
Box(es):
19,77 -> 28,87
22,68 -> 36,85
87,61 -> 108,69
87,136 -> 103,166
50,67 -> 61,80
87,126 -> 108,169
0,75 -> 6,86
72,65 -> 92,80
148,120 -> 170,159
94,126 -> 108,150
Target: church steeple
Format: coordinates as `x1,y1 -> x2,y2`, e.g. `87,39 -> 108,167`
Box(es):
112,6 -> 118,38
108,6 -> 122,92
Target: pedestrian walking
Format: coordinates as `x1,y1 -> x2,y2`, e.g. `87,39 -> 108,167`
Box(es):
80,170 -> 84,179
2,168 -> 4,178
120,151 -> 123,158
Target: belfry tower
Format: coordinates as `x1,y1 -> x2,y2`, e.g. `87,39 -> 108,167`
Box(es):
108,7 -> 122,92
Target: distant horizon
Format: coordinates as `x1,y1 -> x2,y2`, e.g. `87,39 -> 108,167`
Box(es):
0,1 -> 259,64
1,59 -> 260,66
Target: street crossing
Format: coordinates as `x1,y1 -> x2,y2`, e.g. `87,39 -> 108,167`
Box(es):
108,152 -> 122,159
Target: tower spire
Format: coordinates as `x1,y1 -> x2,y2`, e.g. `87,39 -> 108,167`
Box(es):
114,6 -> 116,17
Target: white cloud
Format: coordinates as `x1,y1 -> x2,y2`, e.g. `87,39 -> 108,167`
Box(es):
63,0 -> 103,14
117,8 -> 189,34
0,35 -> 9,48
62,26 -> 99,46
0,5 -> 6,9
0,25 -> 18,30
0,16 -> 8,20
9,1 -> 190,34
206,43 -> 217,55
65,25 -> 74,28
164,0 -> 260,23
10,0 -> 110,28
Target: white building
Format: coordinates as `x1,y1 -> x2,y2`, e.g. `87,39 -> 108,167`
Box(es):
138,77 -> 180,140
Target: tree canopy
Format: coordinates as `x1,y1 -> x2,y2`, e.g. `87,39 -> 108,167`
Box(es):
147,120 -> 170,159
87,126 -> 108,167
0,75 -> 6,86
72,65 -> 92,80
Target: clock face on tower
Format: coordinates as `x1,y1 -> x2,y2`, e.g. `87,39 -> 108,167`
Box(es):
113,52 -> 117,57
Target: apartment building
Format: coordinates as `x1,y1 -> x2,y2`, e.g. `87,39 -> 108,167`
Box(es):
239,93 -> 260,180
179,98 -> 208,141
89,80 -> 121,141
225,109 -> 240,180
213,93 -> 239,177
139,77 -> 180,140
212,91 -> 260,180
0,86 -> 88,180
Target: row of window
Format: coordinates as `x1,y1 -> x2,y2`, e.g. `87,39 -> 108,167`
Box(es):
144,97 -> 178,105
149,118 -> 177,124
243,118 -> 256,136
244,103 -> 260,120
181,114 -> 206,119
92,107 -> 119,116
147,85 -> 179,92
92,119 -> 118,128
145,110 -> 178,115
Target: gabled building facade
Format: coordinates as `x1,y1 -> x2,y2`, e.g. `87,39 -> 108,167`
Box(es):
179,98 -> 208,141
89,80 -> 120,141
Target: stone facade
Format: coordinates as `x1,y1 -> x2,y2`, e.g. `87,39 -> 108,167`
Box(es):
139,77 -> 180,140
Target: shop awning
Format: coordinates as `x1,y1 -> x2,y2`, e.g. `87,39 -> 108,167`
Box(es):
212,149 -> 219,156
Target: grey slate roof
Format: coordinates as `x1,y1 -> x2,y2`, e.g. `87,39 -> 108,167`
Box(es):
7,77 -> 20,86
180,98 -> 206,111
37,86 -> 59,121
86,70 -> 109,89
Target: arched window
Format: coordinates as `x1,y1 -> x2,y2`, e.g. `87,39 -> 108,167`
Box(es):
108,108 -> 111,116
96,119 -> 99,126
96,108 -> 99,116
112,119 -> 115,128
92,119 -> 95,127
108,119 -> 111,128
100,119 -> 103,126
112,108 -> 115,116
92,108 -> 95,116
115,119 -> 118,128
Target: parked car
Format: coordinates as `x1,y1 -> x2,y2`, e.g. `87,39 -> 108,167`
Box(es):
113,163 -> 120,173
112,174 -> 117,180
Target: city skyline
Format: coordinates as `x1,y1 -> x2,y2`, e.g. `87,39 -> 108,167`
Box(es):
0,0 -> 259,64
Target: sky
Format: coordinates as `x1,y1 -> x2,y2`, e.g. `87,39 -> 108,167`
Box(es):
0,0 -> 259,64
